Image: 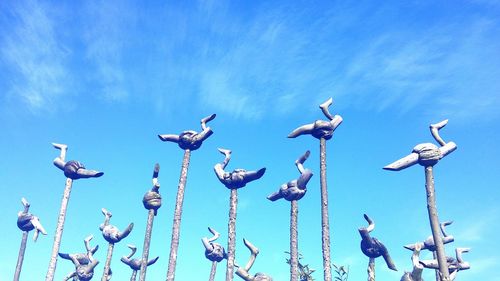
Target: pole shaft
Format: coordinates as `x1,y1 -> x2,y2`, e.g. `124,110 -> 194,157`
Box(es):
320,138 -> 332,281
45,177 -> 73,281
131,270 -> 137,281
424,166 -> 450,281
368,258 -> 375,281
13,231 -> 29,281
209,261 -> 217,281
139,209 -> 155,281
290,200 -> 299,281
225,189 -> 238,281
102,243 -> 114,281
166,149 -> 191,281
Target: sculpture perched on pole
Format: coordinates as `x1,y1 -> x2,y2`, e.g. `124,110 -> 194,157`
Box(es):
14,197 -> 47,281
138,163 -> 162,281
159,114 -> 216,281
359,214 -> 397,281
235,239 -> 273,281
121,244 -> 159,281
267,150 -> 313,281
99,208 -> 134,281
288,97 -> 342,281
384,120 -> 457,281
214,148 -> 266,281
59,235 -> 99,281
400,243 -> 423,281
46,143 -> 103,281
202,227 -> 227,281
420,248 -> 470,280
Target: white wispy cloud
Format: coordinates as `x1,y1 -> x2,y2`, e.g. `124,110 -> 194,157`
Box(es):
82,1 -> 136,102
0,0 -> 70,113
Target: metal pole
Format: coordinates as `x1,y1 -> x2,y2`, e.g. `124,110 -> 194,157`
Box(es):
225,189 -> 238,281
166,149 -> 191,281
290,200 -> 299,281
320,137 -> 332,281
13,231 -> 29,281
208,261 -> 217,281
424,166 -> 450,281
45,177 -> 73,281
367,258 -> 375,281
102,243 -> 114,281
130,270 -> 138,281
139,209 -> 155,281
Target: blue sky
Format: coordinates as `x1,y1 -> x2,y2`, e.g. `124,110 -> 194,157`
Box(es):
1,0 -> 499,280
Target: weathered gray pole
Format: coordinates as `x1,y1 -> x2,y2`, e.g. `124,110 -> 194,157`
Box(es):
267,150 -> 313,281
288,98 -> 342,281
367,258 -> 375,281
202,227 -> 227,281
290,200 -> 299,281
384,120 -> 457,281
99,208 -> 134,281
159,114 -> 216,281
214,148 -> 266,281
14,198 -> 47,281
139,163 -> 162,281
46,143 -> 103,281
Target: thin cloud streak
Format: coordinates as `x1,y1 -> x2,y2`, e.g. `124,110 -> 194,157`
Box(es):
0,0 -> 70,113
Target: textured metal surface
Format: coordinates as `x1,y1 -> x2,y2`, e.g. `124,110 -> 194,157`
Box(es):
290,200 -> 299,281
166,149 -> 191,281
45,177 -> 73,281
226,189 -> 238,281
320,138 -> 332,281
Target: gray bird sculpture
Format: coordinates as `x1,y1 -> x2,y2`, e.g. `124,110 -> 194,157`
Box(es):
121,244 -> 159,281
158,114 -> 216,150
59,235 -> 99,281
359,214 -> 397,271
214,148 -> 266,189
235,239 -> 273,281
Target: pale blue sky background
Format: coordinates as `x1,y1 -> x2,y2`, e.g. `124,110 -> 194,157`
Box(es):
1,1 -> 499,280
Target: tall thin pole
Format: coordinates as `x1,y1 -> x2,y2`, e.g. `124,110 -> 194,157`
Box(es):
130,270 -> 138,281
13,231 -> 28,281
225,189 -> 238,281
320,137 -> 332,281
290,200 -> 299,281
209,261 -> 217,281
166,149 -> 191,281
140,210 -> 155,281
367,258 -> 375,281
45,177 -> 73,281
102,243 -> 114,281
425,166 -> 450,281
